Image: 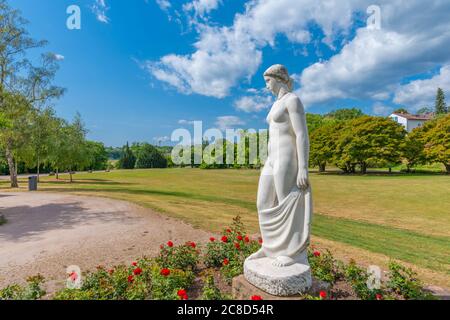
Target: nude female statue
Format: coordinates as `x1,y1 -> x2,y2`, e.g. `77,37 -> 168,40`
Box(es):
245,64 -> 313,272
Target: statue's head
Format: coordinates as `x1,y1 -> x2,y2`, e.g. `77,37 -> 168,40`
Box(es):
263,64 -> 294,94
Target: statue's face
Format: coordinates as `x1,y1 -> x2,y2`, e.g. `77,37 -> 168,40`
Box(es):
264,76 -> 280,95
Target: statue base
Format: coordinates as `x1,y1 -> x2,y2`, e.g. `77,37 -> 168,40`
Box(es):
233,274 -> 330,300
243,256 -> 313,296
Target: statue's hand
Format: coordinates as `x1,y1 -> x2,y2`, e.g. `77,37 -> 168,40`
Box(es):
297,169 -> 309,190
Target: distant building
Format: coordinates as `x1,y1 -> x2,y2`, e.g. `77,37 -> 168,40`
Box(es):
389,112 -> 434,132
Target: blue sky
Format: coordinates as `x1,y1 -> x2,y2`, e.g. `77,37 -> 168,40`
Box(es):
13,0 -> 450,147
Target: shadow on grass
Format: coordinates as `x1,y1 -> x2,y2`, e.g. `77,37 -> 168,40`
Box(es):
38,179 -> 134,186
311,170 -> 448,177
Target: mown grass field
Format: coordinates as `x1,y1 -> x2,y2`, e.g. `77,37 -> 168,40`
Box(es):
1,169 -> 449,287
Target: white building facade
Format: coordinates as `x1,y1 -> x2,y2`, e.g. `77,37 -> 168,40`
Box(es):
389,113 -> 432,132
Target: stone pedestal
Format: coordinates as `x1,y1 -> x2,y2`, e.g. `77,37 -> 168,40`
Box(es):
243,257 -> 312,296
232,275 -> 330,300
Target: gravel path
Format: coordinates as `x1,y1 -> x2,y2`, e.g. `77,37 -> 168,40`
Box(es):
0,192 -> 212,295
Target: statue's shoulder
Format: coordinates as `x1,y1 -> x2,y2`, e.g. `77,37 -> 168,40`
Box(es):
285,93 -> 305,114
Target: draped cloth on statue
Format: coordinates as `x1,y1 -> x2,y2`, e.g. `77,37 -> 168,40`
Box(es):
259,186 -> 313,259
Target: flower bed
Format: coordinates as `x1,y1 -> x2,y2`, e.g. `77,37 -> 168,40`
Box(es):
0,216 -> 437,300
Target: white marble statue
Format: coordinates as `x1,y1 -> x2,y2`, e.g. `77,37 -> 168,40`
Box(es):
244,64 -> 313,296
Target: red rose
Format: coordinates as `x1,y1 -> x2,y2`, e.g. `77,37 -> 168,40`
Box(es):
258,238 -> 263,245
221,236 -> 228,243
167,241 -> 174,247
133,267 -> 143,276
223,258 -> 229,266
160,268 -> 170,276
132,261 -> 137,266
251,295 -> 263,300
182,294 -> 188,300
376,294 -> 383,300
226,228 -> 232,233
319,291 -> 327,299
237,235 -> 243,241
127,275 -> 134,283
244,236 -> 250,243
234,243 -> 241,250
108,269 -> 114,275
177,289 -> 187,297
188,241 -> 196,248
313,251 -> 321,257
210,237 -> 215,242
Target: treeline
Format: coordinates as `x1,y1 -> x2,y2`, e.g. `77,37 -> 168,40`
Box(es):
114,142 -> 169,169
309,112 -> 449,174
0,2 -> 109,187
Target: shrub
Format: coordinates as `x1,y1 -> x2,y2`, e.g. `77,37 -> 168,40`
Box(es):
202,216 -> 260,283
387,261 -> 435,300
54,260 -> 153,300
343,260 -> 386,300
150,264 -> 194,300
0,275 -> 45,300
308,249 -> 342,284
201,274 -> 230,300
156,241 -> 200,271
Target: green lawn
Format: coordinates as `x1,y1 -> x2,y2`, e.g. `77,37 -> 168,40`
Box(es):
1,169 -> 449,286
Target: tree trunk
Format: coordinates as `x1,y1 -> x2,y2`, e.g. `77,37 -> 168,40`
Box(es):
5,146 -> 18,188
361,162 -> 367,174
445,163 -> 450,174
69,170 -> 73,183
319,163 -> 326,173
56,168 -> 59,180
37,156 -> 40,182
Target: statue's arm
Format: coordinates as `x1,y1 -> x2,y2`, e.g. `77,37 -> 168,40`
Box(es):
287,96 -> 310,188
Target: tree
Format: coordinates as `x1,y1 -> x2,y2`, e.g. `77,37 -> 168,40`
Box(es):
417,107 -> 433,115
85,141 -> 108,171
28,107 -> 58,181
402,130 -> 426,172
435,88 -> 447,115
135,143 -> 168,169
393,108 -> 409,114
326,108 -> 364,121
419,114 -> 450,173
0,92 -> 32,187
118,142 -> 136,169
309,123 -> 340,172
47,114 -> 89,182
335,116 -> 407,174
0,2 -> 63,187
306,113 -> 325,134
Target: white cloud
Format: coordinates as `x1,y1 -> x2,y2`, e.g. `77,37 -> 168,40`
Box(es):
183,0 -> 222,17
92,0 -> 109,23
148,0 -> 450,108
297,0 -> 450,106
234,93 -> 272,113
148,0 -> 364,98
155,0 -> 171,11
53,54 -> 65,61
394,65 -> 450,110
215,116 -> 245,130
372,102 -> 393,116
